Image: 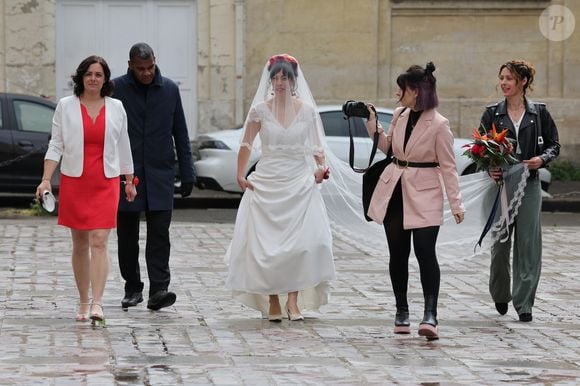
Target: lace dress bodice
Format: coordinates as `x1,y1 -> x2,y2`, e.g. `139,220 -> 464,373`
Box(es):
244,102 -> 325,159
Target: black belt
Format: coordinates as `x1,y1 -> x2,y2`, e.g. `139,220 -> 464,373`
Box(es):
392,157 -> 439,168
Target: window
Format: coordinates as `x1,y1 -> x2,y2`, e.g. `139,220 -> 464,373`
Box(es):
13,100 -> 54,133
320,111 -> 346,137
377,112 -> 393,129
320,111 -> 371,138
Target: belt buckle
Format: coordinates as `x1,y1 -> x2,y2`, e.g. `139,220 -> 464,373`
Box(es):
396,158 -> 408,168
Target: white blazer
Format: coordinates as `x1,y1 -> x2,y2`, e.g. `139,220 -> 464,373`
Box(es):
45,95 -> 133,177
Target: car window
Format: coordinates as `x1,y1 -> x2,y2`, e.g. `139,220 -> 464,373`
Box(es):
12,100 -> 54,133
319,111 -> 344,137
320,111 -> 369,138
377,112 -> 393,128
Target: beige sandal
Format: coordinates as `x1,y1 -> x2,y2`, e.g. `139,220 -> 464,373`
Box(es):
75,302 -> 91,322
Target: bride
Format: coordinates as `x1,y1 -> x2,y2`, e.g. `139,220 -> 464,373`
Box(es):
224,54 -> 336,322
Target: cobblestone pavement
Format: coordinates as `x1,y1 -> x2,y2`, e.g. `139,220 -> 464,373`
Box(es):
1,214 -> 579,385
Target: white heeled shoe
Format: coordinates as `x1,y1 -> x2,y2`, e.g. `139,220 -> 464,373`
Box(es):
285,302 -> 304,321
268,302 -> 283,322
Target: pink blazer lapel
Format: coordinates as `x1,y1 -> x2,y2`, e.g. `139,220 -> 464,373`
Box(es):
403,109 -> 435,157
392,108 -> 410,157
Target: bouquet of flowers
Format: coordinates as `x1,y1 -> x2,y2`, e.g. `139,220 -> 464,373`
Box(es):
462,123 -> 518,171
464,124 -> 522,251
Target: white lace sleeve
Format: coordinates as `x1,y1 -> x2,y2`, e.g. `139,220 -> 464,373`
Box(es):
306,106 -> 326,157
240,107 -> 261,150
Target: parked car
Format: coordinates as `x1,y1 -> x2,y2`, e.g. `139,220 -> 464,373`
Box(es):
0,93 -> 57,193
193,105 -> 551,194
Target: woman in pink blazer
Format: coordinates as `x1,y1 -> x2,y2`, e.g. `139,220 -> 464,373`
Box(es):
365,62 -> 465,340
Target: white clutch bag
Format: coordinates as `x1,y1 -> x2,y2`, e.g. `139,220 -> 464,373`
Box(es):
41,190 -> 56,213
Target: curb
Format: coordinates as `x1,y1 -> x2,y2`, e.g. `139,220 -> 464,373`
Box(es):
542,200 -> 580,213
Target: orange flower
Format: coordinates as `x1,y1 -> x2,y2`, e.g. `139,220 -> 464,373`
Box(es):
462,123 -> 518,171
491,123 -> 498,139
495,128 -> 509,143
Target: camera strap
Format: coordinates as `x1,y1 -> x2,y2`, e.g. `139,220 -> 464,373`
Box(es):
347,107 -> 405,173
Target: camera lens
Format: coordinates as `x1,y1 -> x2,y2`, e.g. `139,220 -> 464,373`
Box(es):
342,100 -> 370,119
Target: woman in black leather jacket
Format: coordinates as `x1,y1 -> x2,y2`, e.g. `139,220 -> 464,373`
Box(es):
480,60 -> 560,323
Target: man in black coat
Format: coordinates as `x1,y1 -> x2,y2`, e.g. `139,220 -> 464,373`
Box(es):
113,42 -> 196,311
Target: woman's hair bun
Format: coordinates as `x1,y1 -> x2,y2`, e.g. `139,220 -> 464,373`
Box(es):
425,62 -> 436,73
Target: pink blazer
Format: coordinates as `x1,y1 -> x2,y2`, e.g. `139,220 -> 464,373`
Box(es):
366,106 -> 464,228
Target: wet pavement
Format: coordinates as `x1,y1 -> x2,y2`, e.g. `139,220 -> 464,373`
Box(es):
0,212 -> 579,385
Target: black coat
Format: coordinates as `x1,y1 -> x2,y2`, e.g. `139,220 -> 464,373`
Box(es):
113,66 -> 195,211
480,98 -> 560,170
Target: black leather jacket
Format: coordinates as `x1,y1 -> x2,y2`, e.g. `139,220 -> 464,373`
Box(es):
480,98 -> 560,172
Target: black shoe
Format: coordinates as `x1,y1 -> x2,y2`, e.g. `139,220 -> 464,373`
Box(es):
518,313 -> 532,322
147,290 -> 176,311
418,295 -> 439,340
418,311 -> 439,340
121,292 -> 143,309
495,302 -> 508,315
393,292 -> 410,334
394,309 -> 410,334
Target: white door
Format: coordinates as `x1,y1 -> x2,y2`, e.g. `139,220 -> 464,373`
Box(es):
56,0 -> 197,138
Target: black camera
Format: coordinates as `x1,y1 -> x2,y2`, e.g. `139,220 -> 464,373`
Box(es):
342,100 -> 371,119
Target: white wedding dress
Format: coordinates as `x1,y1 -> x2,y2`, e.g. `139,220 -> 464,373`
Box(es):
224,102 -> 336,317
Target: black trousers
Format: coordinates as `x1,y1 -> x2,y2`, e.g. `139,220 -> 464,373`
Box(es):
383,181 -> 440,298
117,210 -> 172,296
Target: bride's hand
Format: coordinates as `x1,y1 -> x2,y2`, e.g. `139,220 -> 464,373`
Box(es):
237,176 -> 254,191
454,212 -> 464,224
314,167 -> 329,184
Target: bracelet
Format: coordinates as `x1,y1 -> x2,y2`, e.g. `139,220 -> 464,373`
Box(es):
42,178 -> 51,182
317,164 -> 326,171
123,176 -> 139,186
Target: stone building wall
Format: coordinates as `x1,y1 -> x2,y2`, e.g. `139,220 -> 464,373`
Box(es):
0,0 -> 578,160
0,0 -> 55,99
243,0 -> 580,161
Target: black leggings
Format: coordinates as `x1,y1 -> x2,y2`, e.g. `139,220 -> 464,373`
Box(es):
383,181 -> 440,297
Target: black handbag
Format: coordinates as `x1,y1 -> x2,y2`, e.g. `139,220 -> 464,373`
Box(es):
347,108 -> 404,221
361,149 -> 392,221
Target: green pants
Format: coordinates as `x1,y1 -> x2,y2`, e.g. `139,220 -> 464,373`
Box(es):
489,177 -> 542,315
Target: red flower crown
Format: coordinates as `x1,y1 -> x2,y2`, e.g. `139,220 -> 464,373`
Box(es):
267,54 -> 298,71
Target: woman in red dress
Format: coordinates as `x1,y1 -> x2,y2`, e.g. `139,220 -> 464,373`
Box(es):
36,56 -> 136,325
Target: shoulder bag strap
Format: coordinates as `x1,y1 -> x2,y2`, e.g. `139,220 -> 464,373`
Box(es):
534,103 -> 544,154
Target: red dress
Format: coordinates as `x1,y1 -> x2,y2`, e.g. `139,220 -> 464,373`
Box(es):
58,104 -> 120,230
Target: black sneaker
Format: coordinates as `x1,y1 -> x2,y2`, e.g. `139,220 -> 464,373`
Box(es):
518,313 -> 532,322
147,290 -> 176,311
121,292 -> 143,309
495,302 -> 508,315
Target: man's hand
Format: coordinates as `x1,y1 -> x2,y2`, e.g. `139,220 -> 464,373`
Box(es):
181,182 -> 194,197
